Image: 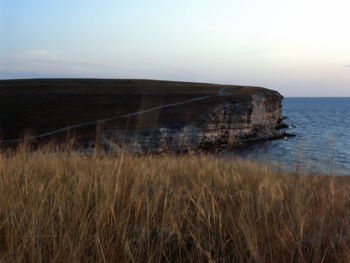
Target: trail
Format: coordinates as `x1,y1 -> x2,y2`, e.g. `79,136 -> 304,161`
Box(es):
0,87 -> 230,143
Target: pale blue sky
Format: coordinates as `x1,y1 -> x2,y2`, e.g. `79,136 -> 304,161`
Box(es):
1,0 -> 350,96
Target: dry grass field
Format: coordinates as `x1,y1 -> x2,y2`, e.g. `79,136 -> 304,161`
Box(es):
0,143 -> 349,262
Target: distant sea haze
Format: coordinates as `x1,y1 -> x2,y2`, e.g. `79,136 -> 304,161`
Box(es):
226,97 -> 350,175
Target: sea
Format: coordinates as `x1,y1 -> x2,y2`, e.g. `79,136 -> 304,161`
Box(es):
225,98 -> 350,175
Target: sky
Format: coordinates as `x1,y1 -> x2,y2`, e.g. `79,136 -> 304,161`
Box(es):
1,0 -> 350,96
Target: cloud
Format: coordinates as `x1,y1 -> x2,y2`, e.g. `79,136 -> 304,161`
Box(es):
19,49 -> 118,70
0,49 -> 202,81
0,49 -> 139,79
23,49 -> 61,60
345,65 -> 350,67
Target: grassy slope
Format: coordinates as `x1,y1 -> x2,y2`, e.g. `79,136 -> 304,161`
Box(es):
0,78 -> 274,95
0,146 -> 349,262
0,79 -> 281,140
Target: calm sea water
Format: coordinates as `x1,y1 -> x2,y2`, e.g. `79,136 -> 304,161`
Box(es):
225,98 -> 350,175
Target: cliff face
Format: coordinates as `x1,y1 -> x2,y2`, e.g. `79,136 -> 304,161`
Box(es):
100,92 -> 284,153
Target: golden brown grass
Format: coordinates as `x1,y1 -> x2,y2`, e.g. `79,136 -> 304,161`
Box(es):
0,145 -> 350,262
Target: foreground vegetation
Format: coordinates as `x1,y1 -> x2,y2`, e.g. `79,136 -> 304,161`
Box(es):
0,145 -> 349,262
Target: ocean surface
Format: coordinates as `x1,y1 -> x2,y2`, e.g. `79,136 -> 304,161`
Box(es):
225,98 -> 350,175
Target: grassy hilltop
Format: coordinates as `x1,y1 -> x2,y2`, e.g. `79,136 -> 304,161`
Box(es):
0,79 -> 280,142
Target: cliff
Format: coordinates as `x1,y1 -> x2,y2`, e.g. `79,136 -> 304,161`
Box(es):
100,89 -> 284,153
0,79 -> 286,152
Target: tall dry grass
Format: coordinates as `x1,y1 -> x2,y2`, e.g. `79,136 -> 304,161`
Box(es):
0,144 -> 350,262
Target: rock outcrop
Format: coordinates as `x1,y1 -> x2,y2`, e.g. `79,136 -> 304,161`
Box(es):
100,91 -> 285,153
